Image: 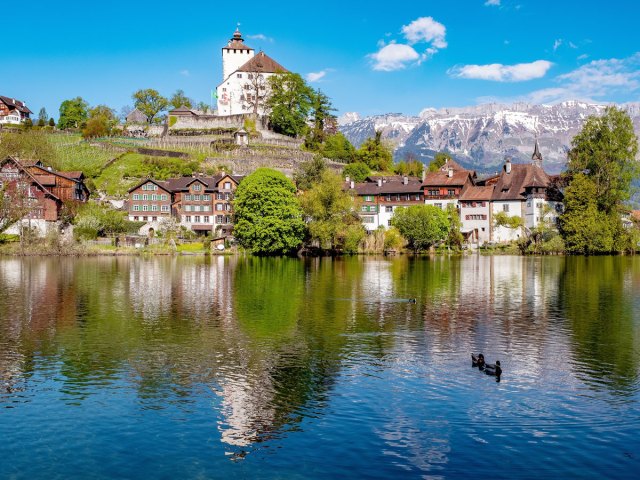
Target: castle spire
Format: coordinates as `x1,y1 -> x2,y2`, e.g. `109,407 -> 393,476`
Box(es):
532,138 -> 543,167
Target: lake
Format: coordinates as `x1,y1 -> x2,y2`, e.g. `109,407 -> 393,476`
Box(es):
1,255 -> 639,479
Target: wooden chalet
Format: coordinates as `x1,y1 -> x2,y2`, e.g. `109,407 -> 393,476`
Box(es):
0,96 -> 32,125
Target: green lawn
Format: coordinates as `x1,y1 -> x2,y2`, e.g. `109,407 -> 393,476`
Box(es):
49,134 -> 117,177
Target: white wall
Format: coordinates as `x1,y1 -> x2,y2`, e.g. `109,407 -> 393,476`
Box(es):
460,201 -> 491,244
491,200 -> 524,242
222,48 -> 254,82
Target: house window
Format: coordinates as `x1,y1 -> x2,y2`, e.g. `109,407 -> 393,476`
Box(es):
527,201 -> 532,207
225,193 -> 231,200
448,189 -> 455,196
143,216 -> 148,221
428,189 -> 438,196
362,216 -> 375,224
216,204 -> 223,211
161,194 -> 167,201
414,195 -> 421,201
142,194 -> 148,200
161,205 -> 169,212
203,195 -> 210,201
216,215 -> 224,223
237,73 -> 242,78
361,206 -> 368,212
134,216 -> 138,221
133,194 -> 140,200
185,216 -> 191,223
435,203 -> 442,209
152,216 -> 157,222
193,184 -> 202,191
194,216 -> 201,222
224,182 -> 231,189
216,193 -> 224,200
385,195 -> 391,201
364,195 -> 374,202
204,216 -> 210,223
503,204 -> 509,212
151,205 -> 158,211
388,220 -> 392,226
386,206 -> 393,212
142,205 -> 149,211
133,205 -> 140,211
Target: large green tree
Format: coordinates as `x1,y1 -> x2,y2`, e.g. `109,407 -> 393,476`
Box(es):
132,89 -> 169,124
294,155 -> 327,191
301,170 -> 363,251
357,130 -> 393,171
233,168 -> 305,255
169,89 -> 193,110
266,72 -> 313,137
391,205 -> 450,253
305,89 -> 336,148
428,152 -> 452,172
566,106 -> 639,214
342,162 -> 370,183
561,107 -> 639,254
58,97 -> 89,130
321,132 -> 356,163
82,105 -> 117,139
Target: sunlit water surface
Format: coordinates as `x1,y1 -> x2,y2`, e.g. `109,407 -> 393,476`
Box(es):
1,255 -> 639,479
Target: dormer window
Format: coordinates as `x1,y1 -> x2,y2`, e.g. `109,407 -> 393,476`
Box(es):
193,184 -> 202,191
224,182 -> 231,189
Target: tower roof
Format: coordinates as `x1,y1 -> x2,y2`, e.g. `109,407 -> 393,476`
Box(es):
223,27 -> 253,51
532,138 -> 543,163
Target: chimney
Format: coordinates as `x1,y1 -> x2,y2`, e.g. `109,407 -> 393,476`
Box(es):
377,179 -> 382,187
345,176 -> 350,183
403,176 -> 408,185
505,158 -> 512,174
47,166 -> 52,171
350,180 -> 355,189
448,168 -> 453,178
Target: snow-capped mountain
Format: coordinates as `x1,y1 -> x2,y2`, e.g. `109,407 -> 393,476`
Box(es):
340,101 -> 640,174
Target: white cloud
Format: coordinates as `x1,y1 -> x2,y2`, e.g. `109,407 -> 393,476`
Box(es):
368,16 -> 447,71
369,43 -> 421,71
179,69 -> 190,77
246,33 -> 273,42
577,53 -> 589,60
553,39 -> 563,52
306,70 -> 331,82
401,17 -> 447,49
525,53 -> 640,103
448,60 -> 553,82
485,0 -> 501,5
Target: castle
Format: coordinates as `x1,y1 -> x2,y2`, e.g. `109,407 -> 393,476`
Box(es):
215,28 -> 288,116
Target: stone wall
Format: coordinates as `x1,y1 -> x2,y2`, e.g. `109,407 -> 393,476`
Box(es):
170,113 -> 268,131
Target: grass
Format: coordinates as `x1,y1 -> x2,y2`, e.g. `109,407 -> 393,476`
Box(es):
176,242 -> 206,253
48,133 -> 117,177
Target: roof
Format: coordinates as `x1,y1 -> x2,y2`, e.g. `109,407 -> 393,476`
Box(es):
169,105 -> 198,115
33,175 -> 56,186
126,108 -> 148,123
422,170 -> 473,187
459,185 -> 494,201
223,28 -> 253,51
344,176 -> 423,195
237,52 -> 288,74
0,96 -> 32,114
491,163 -> 553,201
0,156 -> 60,201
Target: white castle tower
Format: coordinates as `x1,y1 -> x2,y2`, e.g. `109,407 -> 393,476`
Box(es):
221,28 -> 255,81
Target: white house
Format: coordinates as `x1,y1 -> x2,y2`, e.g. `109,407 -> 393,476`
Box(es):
216,28 -> 288,116
0,96 -> 32,125
459,186 -> 494,244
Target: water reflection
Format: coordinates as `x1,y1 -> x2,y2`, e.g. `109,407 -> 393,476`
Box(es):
1,255 -> 640,478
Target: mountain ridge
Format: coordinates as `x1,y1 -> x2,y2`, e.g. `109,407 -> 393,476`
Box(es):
338,101 -> 640,174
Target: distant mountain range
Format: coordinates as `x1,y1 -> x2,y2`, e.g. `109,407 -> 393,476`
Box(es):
338,101 -> 640,174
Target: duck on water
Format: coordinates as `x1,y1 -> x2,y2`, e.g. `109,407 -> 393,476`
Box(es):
472,354 -> 502,381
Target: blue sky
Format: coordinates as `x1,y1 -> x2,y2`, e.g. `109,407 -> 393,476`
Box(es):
5,0 -> 640,119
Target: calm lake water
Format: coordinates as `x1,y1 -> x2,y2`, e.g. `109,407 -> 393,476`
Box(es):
1,255 -> 639,479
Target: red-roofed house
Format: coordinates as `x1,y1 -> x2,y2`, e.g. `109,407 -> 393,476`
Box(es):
0,96 -> 32,125
422,158 -> 476,211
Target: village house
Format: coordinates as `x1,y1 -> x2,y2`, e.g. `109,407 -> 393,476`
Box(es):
422,159 -> 476,211
0,156 -> 90,234
127,173 -> 243,236
0,96 -> 32,125
125,108 -> 148,125
216,28 -> 288,116
459,185 -> 494,244
344,175 -> 424,231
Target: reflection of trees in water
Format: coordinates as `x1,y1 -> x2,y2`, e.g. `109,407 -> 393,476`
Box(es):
558,256 -> 640,393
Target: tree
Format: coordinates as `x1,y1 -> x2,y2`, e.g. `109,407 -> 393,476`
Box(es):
169,89 -> 193,110
233,168 -> 305,255
82,105 -> 117,139
48,118 -> 55,127
394,159 -> 423,177
132,89 -> 169,124
446,204 -> 463,249
428,152 -> 452,172
321,132 -> 356,163
305,89 -> 336,149
566,106 -> 639,215
58,97 -> 89,130
342,162 -> 370,183
294,155 -> 326,191
357,130 -> 393,171
195,101 -> 211,114
266,72 -> 313,137
391,205 -> 450,253
23,118 -> 33,129
560,174 -> 615,254
37,108 -> 48,127
242,73 -> 270,114
0,182 -> 33,235
301,170 -> 362,251
119,105 -> 133,122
